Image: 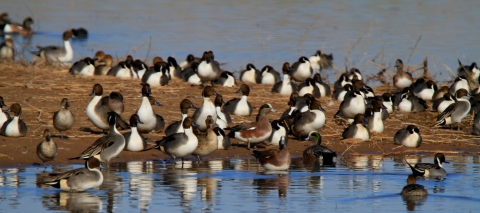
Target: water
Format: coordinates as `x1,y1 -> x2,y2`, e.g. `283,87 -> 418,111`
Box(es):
1,155 -> 480,212
2,0 -> 480,85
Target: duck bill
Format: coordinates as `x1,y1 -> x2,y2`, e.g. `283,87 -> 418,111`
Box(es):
190,104 -> 199,109
154,101 -> 163,106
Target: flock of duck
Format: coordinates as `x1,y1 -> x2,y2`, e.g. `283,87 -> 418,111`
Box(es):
0,16 -> 474,197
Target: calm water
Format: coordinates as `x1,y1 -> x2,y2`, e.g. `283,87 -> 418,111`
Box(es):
1,155 -> 480,212
2,0 -> 480,85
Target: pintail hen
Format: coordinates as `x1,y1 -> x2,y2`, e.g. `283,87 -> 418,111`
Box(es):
0,96 -> 10,128
252,136 -> 291,171
342,114 -> 370,141
240,63 -> 260,84
393,59 -> 413,90
36,129 -> 58,168
227,103 -> 276,150
434,89 -> 471,130
53,98 -> 75,139
94,54 -> 113,76
136,84 -> 164,134
3,17 -> 34,36
37,157 -> 103,192
308,50 -> 333,72
271,62 -> 297,95
86,84 -> 129,131
0,38 -> 14,60
164,99 -> 198,136
123,114 -> 147,152
192,115 -> 218,161
302,131 -> 336,166
214,94 -> 232,129
401,175 -> 428,196
197,51 -> 221,86
290,56 -> 313,82
155,117 -> 198,164
192,86 -> 218,131
291,98 -> 326,140
394,125 -> 422,148
32,30 -> 73,63
1,103 -> 27,137
223,84 -> 253,116
405,153 -> 448,178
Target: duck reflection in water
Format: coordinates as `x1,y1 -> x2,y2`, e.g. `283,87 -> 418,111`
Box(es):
41,192 -> 102,212
401,175 -> 428,211
253,171 -> 290,198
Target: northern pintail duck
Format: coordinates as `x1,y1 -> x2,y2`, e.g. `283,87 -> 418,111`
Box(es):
252,136 -> 291,171
290,56 -> 313,82
38,157 -> 103,192
434,89 -> 471,130
53,98 -> 74,139
223,84 -> 253,116
381,93 -> 394,114
1,103 -> 27,137
342,114 -> 370,141
405,153 -> 448,178
457,60 -> 480,83
132,59 -> 149,79
155,117 -> 198,163
291,98 -> 326,140
107,60 -> 138,79
449,76 -> 470,95
214,71 -> 237,87
394,125 -> 422,148
214,94 -> 232,129
146,95 -> 165,133
364,101 -> 385,133
213,127 -> 231,150
302,131 -> 336,166
167,56 -> 182,79
4,17 -> 33,36
94,54 -> 113,76
401,175 -> 428,196
271,62 -> 297,95
313,73 -> 331,97
280,92 -> 299,120
179,54 -> 200,70
333,73 -> 352,91
259,65 -> 280,84
0,96 -> 10,127
295,93 -> 315,113
32,30 -> 73,63
432,93 -> 455,112
227,103 -> 276,150
123,114 -> 146,151
197,51 -> 221,85
413,79 -> 437,101
136,84 -> 164,134
72,111 -> 126,166
348,68 -> 363,81
432,86 -> 449,101
393,59 -> 413,90
298,78 -> 321,98
240,63 -> 260,84
192,86 -> 218,131
308,50 -> 333,71
0,38 -> 14,60
398,92 -> 428,112
86,84 -> 129,131
335,81 -> 366,120
332,84 -> 353,102
70,57 -> 95,76
192,115 -> 218,161
142,61 -> 170,86
71,27 -> 88,38
165,99 -> 198,136
265,120 -> 288,146
182,62 -> 202,85
36,129 -> 57,168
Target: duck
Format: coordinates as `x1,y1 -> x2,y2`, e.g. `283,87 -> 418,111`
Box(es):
271,62 -> 297,95
182,62 -> 202,85
0,38 -> 14,60
36,129 -> 57,168
380,93 -> 394,114
179,54 -> 200,70
136,84 -> 164,134
432,86 -> 450,101
192,86 -> 218,131
332,84 -> 353,102
364,101 -> 385,133
106,91 -> 124,115
393,59 -> 413,90
213,127 -> 231,150
69,57 -> 95,76
405,153 -> 448,178
4,17 -> 34,36
197,51 -> 221,85
401,175 -> 428,196
333,73 -> 352,91
223,84 -> 253,116
252,136 -> 291,171
434,89 -> 471,130
107,60 -> 138,79
258,65 -> 281,84
214,94 -> 232,129
0,96 -> 10,128
132,59 -> 149,79
348,68 -> 363,81
313,73 -> 331,97
142,61 -> 170,86
164,99 -> 198,136
457,60 -> 480,83
71,27 -> 88,38
1,103 -> 27,137
302,131 -> 336,166
473,111 -> 480,135
291,98 -> 326,140
449,76 -> 470,95
0,13 -> 10,35
227,103 -> 276,150
295,93 -> 315,113
290,56 -> 313,82
86,84 -> 129,131
214,71 -> 237,87
94,54 -> 113,76
155,117 -> 199,164
146,95 -> 165,133
280,92 -> 299,120
240,63 -> 260,84
298,78 -> 321,98
413,79 -> 437,101
92,50 -> 105,66
394,125 -> 422,148
308,50 -> 333,71
342,114 -> 370,141
37,157 -> 103,192
192,115 -> 218,161
432,93 -> 455,112
265,120 -> 288,146
31,30 -> 73,63
122,114 -> 146,152
398,92 -> 428,112
335,81 -> 366,120
53,98 -> 75,139
167,56 -> 182,79
71,111 -> 126,166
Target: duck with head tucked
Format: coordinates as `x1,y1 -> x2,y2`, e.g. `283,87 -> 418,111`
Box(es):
1,103 -> 27,137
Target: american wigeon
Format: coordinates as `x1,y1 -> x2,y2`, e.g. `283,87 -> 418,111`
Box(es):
36,129 -> 57,169
223,84 -> 253,116
192,86 -> 218,131
252,136 -> 291,171
271,62 -> 297,95
4,17 -> 34,36
53,98 -> 75,139
394,125 -> 422,148
302,131 -> 336,166
165,99 -> 198,136
1,103 -> 27,137
155,117 -> 199,164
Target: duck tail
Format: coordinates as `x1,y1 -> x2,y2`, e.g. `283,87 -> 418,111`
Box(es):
227,131 -> 236,139
404,157 -> 424,177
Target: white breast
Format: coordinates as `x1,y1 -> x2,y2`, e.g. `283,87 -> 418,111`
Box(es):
370,113 -> 384,133
4,116 -> 21,137
355,125 -> 370,141
298,85 -> 313,96
126,127 -> 144,151
137,97 -> 156,130
195,98 -> 217,130
398,99 -> 413,112
86,96 -> 108,129
269,127 -> 286,146
241,69 -> 256,84
294,62 -> 312,80
279,75 -> 293,95
233,96 -> 250,116
187,74 -> 202,85
309,55 -> 320,71
384,102 -> 393,113
261,72 -> 276,85
223,75 -> 236,87
146,72 -> 162,86
197,61 -> 215,79
437,101 -> 454,113
395,78 -> 413,89
403,133 -> 420,147
116,67 -> 133,78
0,112 -> 8,126
79,64 -> 95,76
56,40 -> 73,62
415,89 -> 434,101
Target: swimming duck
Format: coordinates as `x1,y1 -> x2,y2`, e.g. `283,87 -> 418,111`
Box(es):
32,30 -> 73,63
214,71 -> 237,87
0,38 -> 14,60
71,27 -> 88,38
401,175 -> 428,196
1,103 -> 27,137
197,51 -> 221,86
53,98 -> 75,139
240,63 -> 260,84
291,98 -> 326,140
192,115 -> 218,161
342,114 -> 370,141
302,131 -> 336,166
364,100 -> 385,133
37,157 -> 103,192
179,54 -> 200,70
394,125 -> 422,148
449,76 -> 470,95
227,103 -> 276,150
213,127 -> 231,150
313,73 -> 331,97
182,62 -> 202,85
142,61 -> 170,86
36,129 -> 57,168
265,120 -> 288,146
192,86 -> 218,131
223,84 -> 253,116
308,50 -> 333,71
86,84 -> 129,131
432,93 -> 455,112
252,136 -> 291,171
0,96 -> 10,128
298,78 -> 321,98
290,56 -> 313,82
405,153 -> 448,178
259,65 -> 281,84
165,99 -> 198,136
70,57 -> 95,76
136,84 -> 164,134
155,117 -> 199,164
214,94 -> 232,129
94,54 -> 113,76
146,95 -> 166,133
271,62 -> 297,95
398,92 -> 428,112
4,17 -> 33,36
393,59 -> 413,90
434,89 -> 471,130
123,114 -> 146,151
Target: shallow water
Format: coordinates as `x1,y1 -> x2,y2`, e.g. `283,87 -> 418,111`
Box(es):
2,0 -> 480,85
1,155 -> 480,212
